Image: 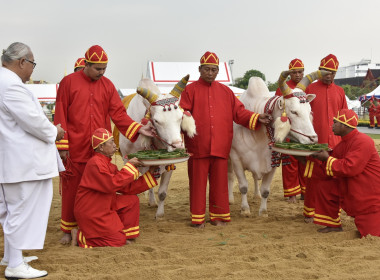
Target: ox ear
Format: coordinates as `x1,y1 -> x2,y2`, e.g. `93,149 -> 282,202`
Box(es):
306,93 -> 316,103
181,114 -> 197,138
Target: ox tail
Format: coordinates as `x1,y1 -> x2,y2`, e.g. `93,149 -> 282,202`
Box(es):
113,93 -> 137,154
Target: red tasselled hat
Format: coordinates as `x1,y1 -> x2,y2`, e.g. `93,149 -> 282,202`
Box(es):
320,54 -> 339,72
200,51 -> 219,66
334,109 -> 358,129
74,57 -> 86,70
288,58 -> 304,70
92,128 -> 113,149
85,45 -> 108,63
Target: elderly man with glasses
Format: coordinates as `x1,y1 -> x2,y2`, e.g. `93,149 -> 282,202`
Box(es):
0,42 -> 65,279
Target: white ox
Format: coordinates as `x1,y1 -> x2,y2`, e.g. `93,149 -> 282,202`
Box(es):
228,70 -> 329,216
119,75 -> 196,219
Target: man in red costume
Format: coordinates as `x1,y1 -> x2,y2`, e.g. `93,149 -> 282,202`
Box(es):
179,51 -> 272,228
303,54 -> 348,223
73,57 -> 85,72
55,45 -> 155,245
74,128 -> 159,248
309,109 -> 380,236
275,58 -> 307,202
368,99 -> 376,128
375,100 -> 380,128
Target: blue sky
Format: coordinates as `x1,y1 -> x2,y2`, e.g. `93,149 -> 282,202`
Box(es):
1,0 -> 379,88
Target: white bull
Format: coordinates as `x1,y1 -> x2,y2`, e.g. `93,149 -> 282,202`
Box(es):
118,75 -> 196,219
228,70 -> 329,216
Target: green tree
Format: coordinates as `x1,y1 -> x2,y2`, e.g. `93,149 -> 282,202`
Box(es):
267,81 -> 279,92
234,69 -> 266,89
342,84 -> 373,100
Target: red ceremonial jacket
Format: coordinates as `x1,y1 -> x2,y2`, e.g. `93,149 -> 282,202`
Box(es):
376,104 -> 380,117
179,78 -> 261,159
306,80 -> 347,148
275,79 -> 297,96
54,70 -> 142,162
369,103 -> 376,117
74,153 -> 157,238
305,129 -> 380,217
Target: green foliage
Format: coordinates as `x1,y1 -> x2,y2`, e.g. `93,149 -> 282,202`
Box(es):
234,69 -> 266,89
267,81 -> 279,92
342,84 -> 372,100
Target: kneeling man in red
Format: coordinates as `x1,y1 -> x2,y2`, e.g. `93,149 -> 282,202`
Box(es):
74,128 -> 159,248
309,109 -> 380,237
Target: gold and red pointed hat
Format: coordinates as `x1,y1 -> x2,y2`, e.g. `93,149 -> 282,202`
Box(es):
85,45 -> 108,63
200,51 -> 219,66
92,128 -> 113,149
320,54 -> 339,72
334,109 -> 358,128
288,58 -> 304,70
74,57 -> 86,70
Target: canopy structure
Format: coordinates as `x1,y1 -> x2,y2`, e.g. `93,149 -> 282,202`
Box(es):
358,85 -> 380,101
25,84 -> 58,102
346,96 -> 361,109
119,60 -> 244,98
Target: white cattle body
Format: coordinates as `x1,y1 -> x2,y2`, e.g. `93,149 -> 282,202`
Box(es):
119,77 -> 196,219
228,76 -> 317,216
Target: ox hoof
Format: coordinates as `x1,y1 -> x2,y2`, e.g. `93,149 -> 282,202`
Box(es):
259,210 -> 268,217
155,215 -> 165,221
240,208 -> 251,217
155,212 -> 165,220
148,201 -> 158,207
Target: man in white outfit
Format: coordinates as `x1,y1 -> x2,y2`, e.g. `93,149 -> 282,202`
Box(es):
0,42 -> 65,279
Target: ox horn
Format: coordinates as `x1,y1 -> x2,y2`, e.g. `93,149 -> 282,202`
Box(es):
296,70 -> 331,91
136,87 -> 159,104
170,74 -> 190,98
278,70 -> 292,97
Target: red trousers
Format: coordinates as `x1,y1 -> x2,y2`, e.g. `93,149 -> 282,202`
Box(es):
355,211 -> 380,238
376,116 -> 380,127
281,155 -> 306,197
313,179 -> 342,228
77,194 -> 140,248
60,160 -> 86,233
188,157 -> 230,224
369,114 -> 375,127
303,161 -> 316,218
77,230 -> 126,248
116,194 -> 140,239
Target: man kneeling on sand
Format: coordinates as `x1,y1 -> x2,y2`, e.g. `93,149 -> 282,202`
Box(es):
73,128 -> 160,247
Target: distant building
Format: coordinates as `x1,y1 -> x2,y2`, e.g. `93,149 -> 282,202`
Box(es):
335,59 -> 380,79
335,59 -> 380,88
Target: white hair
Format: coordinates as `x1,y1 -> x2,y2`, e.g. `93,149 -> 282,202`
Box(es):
1,42 -> 32,64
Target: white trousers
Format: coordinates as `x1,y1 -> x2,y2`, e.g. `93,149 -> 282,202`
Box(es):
0,179 -> 53,250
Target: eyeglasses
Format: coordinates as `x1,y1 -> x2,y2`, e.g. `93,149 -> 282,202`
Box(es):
25,58 -> 36,69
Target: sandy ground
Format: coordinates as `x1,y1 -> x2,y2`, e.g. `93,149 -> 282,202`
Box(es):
2,142 -> 380,280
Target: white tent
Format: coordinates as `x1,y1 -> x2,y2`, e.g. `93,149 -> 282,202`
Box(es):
358,85 -> 380,101
345,96 -> 361,109
25,84 -> 58,102
147,61 -> 233,86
